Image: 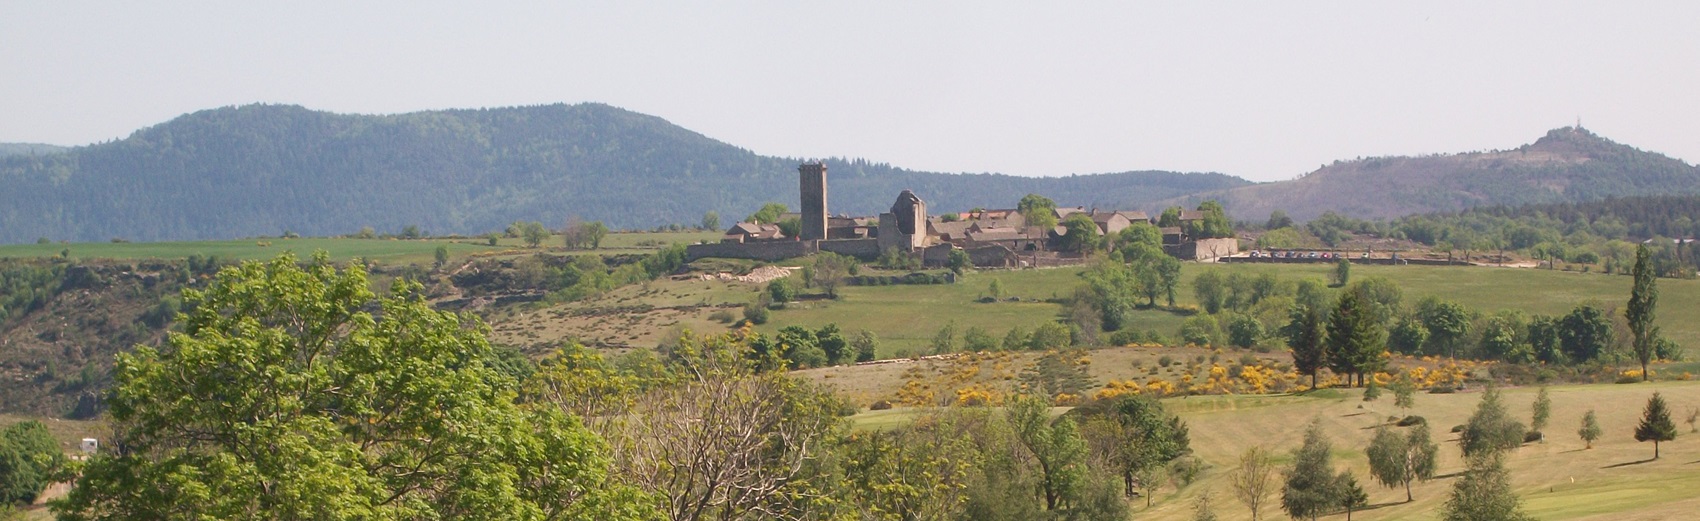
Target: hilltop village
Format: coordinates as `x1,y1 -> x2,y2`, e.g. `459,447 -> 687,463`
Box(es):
685,162 -> 1240,267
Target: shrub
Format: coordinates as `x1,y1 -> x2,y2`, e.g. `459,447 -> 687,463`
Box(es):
1450,424 -> 1465,433
869,400 -> 893,411
1158,355 -> 1175,367
708,309 -> 737,323
1428,385 -> 1456,394
742,302 -> 769,325
1523,431 -> 1544,443
1396,416 -> 1426,427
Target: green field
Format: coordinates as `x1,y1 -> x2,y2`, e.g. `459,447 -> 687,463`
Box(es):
763,262 -> 1700,359
0,230 -> 721,265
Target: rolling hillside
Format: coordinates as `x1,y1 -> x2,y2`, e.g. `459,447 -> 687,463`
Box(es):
1152,127 -> 1700,222
0,104 -> 1247,244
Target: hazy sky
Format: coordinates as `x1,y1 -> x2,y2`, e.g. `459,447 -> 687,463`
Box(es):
4,2 -> 1698,182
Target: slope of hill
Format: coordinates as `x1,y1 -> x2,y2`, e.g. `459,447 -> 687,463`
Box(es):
0,143 -> 66,157
0,103 -> 1247,244
1152,127 -> 1700,222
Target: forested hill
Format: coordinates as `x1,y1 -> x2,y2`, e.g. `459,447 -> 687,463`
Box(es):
0,143 -> 66,157
1150,127 -> 1700,222
0,103 -> 1248,244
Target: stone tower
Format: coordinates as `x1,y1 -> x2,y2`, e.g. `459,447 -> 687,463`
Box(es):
798,162 -> 828,241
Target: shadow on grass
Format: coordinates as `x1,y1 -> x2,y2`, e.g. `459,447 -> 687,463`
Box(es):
1341,411 -> 1372,418
1559,448 -> 1588,454
1602,458 -> 1657,469
1432,471 -> 1467,480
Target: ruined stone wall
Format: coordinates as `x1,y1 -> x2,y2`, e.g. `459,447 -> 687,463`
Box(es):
685,240 -> 813,262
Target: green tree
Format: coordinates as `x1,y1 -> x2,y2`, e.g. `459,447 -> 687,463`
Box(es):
1285,293 -> 1330,390
1460,386 -> 1527,459
1282,418 -> 1345,521
963,326 -> 998,352
434,244 -> 449,268
1392,376 -> 1417,412
700,211 -> 720,231
1559,303 -> 1613,363
1028,322 -> 1072,351
746,202 -> 788,224
1191,201 -> 1234,239
1010,394 -> 1088,511
0,421 -> 64,505
851,329 -> 879,362
1018,194 -> 1058,229
1531,387 -> 1552,436
1416,297 -> 1472,358
1266,210 -> 1294,230
1194,270 -> 1226,314
930,322 -> 959,354
1181,314 -> 1221,347
1440,454 -> 1533,521
1003,326 -> 1031,351
1635,391 -> 1678,459
54,253 -> 650,521
1059,214 -> 1101,253
1627,244 -> 1659,380
947,248 -> 971,276
1326,287 -> 1388,387
1579,409 -> 1602,449
816,324 -> 850,365
1367,423 -> 1438,502
1227,313 -> 1264,349
986,278 -> 1004,300
522,221 -> 549,247
1074,394 -> 1190,499
1118,221 -> 1163,251
1155,254 -> 1183,307
1331,257 -> 1351,287
1159,206 -> 1184,228
580,221 -> 609,249
767,278 -> 795,304
812,252 -> 855,298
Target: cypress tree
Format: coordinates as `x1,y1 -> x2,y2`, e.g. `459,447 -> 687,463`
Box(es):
1627,244 -> 1659,381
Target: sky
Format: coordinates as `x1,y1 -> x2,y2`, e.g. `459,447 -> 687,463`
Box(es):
4,2 -> 1698,182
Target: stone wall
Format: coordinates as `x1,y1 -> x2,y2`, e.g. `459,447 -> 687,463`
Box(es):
817,238 -> 881,259
685,240 -> 813,262
1165,238 -> 1240,261
965,244 -> 1019,268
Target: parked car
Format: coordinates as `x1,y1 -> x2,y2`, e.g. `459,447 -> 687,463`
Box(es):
1307,252 -> 1319,259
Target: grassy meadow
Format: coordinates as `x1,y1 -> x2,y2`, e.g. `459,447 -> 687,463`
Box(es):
0,230 -> 721,265
844,381 -> 1700,521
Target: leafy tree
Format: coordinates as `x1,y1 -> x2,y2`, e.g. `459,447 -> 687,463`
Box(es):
816,324 -> 850,365
777,218 -> 801,240
947,248 -> 971,276
1002,326 -> 1030,352
1231,446 -> 1277,521
54,253 -> 650,520
986,278 -> 1004,300
1017,194 -> 1058,229
746,202 -> 787,225
1326,287 -> 1388,387
0,421 -> 64,505
963,326 -> 998,352
930,322 -> 958,355
1227,312 -> 1264,349
1331,257 -> 1351,287
1194,270 -> 1226,314
1010,394 -> 1088,511
1159,206 -> 1184,228
1189,200 -> 1234,239
1392,376 -> 1417,411
1627,243 -> 1659,380
1416,297 -> 1472,358
1267,210 -> 1294,230
1028,322 -> 1072,351
1531,387 -> 1552,435
1118,221 -> 1163,251
700,211 -> 720,231
1367,423 -> 1438,502
355,225 -> 376,239
811,252 -> 855,298
1284,294 -> 1330,390
1635,391 -> 1678,459
1074,395 -> 1189,499
1579,409 -> 1603,449
401,224 -> 422,239
1558,303 -> 1613,363
767,278 -> 795,304
1059,214 -> 1101,253
1181,314 -> 1221,347
521,220 -> 549,247
1282,418 -> 1346,521
433,244 -> 449,268
1527,315 -> 1564,363
851,329 -> 879,362
1460,386 -> 1527,459
1440,454 -> 1533,521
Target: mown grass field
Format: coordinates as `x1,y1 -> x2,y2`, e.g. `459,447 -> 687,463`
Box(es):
846,381 -> 1700,521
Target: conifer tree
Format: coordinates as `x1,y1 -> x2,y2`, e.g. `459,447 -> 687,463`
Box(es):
1635,392 -> 1678,459
1578,409 -> 1603,449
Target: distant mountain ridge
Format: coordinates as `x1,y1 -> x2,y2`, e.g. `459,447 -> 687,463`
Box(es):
1150,127 -> 1700,222
0,103 -> 1248,244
